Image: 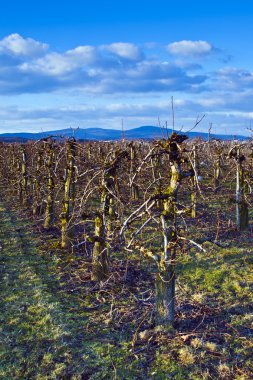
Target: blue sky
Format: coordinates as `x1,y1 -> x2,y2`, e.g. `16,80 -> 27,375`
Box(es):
0,0 -> 253,135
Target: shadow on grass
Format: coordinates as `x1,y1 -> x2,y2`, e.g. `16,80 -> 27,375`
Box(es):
0,202 -> 141,379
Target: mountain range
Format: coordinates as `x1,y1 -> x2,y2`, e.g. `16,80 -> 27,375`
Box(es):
0,126 -> 249,142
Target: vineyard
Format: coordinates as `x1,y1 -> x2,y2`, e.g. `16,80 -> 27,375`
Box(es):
0,133 -> 253,379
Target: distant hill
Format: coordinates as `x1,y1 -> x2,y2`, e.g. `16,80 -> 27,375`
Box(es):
0,126 -> 249,142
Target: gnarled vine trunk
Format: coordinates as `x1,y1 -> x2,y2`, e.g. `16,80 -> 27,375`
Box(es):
60,139 -> 76,248
44,140 -> 55,229
156,158 -> 182,325
235,148 -> 249,231
91,214 -> 108,281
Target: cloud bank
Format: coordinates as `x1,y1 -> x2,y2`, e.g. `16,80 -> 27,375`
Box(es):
0,34 -> 252,135
0,34 -> 210,95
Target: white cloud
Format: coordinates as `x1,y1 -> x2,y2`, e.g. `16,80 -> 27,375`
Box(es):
102,42 -> 144,60
167,40 -> 213,56
214,67 -> 253,90
20,45 -> 98,76
66,45 -> 98,64
0,33 -> 48,56
20,53 -> 71,76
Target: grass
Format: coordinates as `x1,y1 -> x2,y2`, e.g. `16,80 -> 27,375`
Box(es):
0,201 -> 109,379
0,197 -> 253,379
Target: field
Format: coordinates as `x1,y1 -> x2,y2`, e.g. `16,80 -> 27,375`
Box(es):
0,134 -> 253,379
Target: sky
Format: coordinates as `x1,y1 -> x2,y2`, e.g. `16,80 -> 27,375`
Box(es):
0,0 -> 253,135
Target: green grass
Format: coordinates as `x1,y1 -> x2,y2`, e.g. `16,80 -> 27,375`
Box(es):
0,202 -> 114,379
175,242 -> 253,379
